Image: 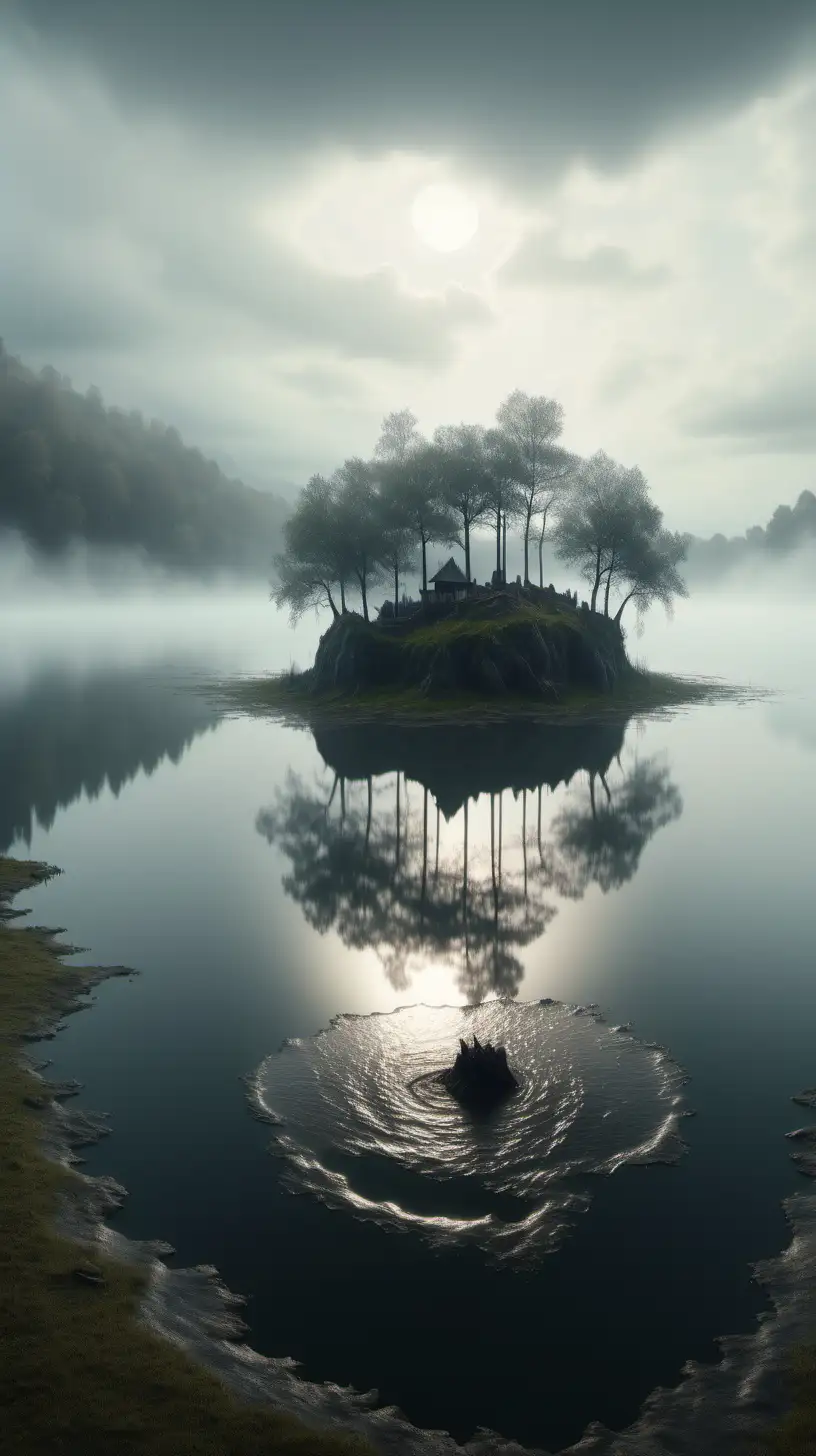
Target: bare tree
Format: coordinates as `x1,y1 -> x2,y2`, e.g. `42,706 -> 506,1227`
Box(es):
495,389 -> 574,585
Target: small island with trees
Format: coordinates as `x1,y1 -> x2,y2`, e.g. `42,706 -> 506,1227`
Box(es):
249,389 -> 714,721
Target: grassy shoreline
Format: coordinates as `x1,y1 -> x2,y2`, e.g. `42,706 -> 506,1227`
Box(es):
0,855 -> 368,1456
219,665 -> 762,729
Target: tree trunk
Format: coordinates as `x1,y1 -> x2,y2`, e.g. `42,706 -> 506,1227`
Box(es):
421,533 -> 428,594
339,580 -> 347,613
496,507 -> 502,578
614,590 -> 636,624
325,584 -> 340,617
603,554 -> 615,616
365,776 -> 373,855
502,512 -> 507,583
357,568 -> 369,622
464,514 -> 471,586
462,799 -> 469,927
326,774 -> 338,812
394,562 -> 399,619
421,789 -> 428,910
523,500 -> 533,584
589,772 -> 597,820
537,507 -> 548,588
522,789 -> 528,904
590,546 -> 602,612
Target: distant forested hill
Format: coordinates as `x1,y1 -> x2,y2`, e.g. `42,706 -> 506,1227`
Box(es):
0,341 -> 288,577
685,489 -> 816,580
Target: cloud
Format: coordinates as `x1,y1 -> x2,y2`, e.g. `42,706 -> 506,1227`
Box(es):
680,359 -> 816,452
0,35 -> 491,371
499,233 -> 671,289
12,1 -> 816,190
594,354 -> 682,405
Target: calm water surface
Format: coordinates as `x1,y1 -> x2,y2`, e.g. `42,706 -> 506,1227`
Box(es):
3,592 -> 816,1451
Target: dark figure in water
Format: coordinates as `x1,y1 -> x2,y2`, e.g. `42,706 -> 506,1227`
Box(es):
440,1035 -> 519,1109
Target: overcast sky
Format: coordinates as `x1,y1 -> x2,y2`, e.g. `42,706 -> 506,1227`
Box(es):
3,1 -> 816,533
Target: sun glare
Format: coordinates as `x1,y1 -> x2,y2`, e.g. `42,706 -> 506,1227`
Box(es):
411,183 -> 480,253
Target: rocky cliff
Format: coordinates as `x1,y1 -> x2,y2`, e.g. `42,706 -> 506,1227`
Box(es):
305,594 -> 630,702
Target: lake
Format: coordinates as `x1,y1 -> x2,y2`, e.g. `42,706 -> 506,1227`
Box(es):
3,590 -> 816,1452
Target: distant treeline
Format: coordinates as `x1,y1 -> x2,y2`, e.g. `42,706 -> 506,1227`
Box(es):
686,490 -> 816,579
0,341 -> 287,577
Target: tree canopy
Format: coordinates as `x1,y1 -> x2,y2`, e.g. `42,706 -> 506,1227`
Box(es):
494,389 -> 576,585
552,450 -> 688,622
272,392 -> 687,627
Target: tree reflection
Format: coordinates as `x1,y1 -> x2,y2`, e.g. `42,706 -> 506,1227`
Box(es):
543,761 -> 683,896
257,722 -> 683,1002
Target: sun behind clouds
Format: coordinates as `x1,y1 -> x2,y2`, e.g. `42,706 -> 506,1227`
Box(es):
411,182 -> 480,252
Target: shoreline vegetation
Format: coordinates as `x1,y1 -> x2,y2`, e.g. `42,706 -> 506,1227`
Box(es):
0,855 -> 367,1456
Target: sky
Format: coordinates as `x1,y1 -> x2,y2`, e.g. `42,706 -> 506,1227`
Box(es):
3,1 -> 816,534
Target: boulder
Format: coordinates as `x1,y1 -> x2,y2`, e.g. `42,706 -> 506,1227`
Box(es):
440,1035 -> 519,1110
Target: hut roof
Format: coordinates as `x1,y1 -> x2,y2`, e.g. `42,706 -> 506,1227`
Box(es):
430,557 -> 467,585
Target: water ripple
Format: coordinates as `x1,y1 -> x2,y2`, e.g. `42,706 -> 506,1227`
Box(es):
249,1000 -> 688,1265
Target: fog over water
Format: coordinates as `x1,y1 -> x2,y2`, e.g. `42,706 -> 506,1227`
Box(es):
3,578 -> 816,1450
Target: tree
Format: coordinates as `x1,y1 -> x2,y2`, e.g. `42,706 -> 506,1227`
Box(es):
432,423 -> 492,585
553,451 -> 669,615
612,528 -> 690,625
373,407 -> 423,466
373,411 -> 456,594
495,389 -> 574,585
271,550 -> 341,623
332,457 -> 385,622
375,482 -> 418,618
483,429 -> 525,583
272,472 -> 351,622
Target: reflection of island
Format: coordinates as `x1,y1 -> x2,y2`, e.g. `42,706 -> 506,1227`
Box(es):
0,666 -> 219,851
257,721 -> 682,1000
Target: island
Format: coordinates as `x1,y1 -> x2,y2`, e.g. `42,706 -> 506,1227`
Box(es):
240,392 -> 734,721
306,582 -> 626,701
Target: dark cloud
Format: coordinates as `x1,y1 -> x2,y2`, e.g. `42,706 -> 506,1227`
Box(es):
500,234 -> 671,289
13,1 -> 816,187
0,35 -> 491,371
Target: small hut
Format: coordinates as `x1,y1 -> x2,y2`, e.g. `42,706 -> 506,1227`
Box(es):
424,557 -> 470,603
